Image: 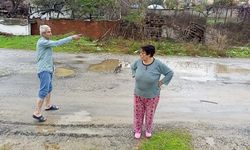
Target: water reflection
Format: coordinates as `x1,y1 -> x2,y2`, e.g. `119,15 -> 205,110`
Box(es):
171,61 -> 250,83
216,64 -> 250,74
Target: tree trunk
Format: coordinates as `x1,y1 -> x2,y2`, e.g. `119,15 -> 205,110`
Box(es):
224,7 -> 228,24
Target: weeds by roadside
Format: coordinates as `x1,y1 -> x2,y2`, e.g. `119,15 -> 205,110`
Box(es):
0,35 -> 249,58
137,130 -> 193,150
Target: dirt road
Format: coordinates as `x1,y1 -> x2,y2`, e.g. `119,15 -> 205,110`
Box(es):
0,49 -> 250,150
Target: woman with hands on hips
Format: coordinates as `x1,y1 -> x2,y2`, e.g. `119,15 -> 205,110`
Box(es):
131,45 -> 174,139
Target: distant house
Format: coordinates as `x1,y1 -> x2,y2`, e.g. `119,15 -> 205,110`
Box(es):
162,0 -> 250,8
188,0 -> 250,5
212,0 -> 250,5
0,0 -> 29,17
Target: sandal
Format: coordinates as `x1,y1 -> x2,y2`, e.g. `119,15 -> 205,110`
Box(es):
32,114 -> 46,122
45,105 -> 59,111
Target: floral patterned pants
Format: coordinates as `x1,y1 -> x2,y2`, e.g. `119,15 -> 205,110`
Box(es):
133,94 -> 159,133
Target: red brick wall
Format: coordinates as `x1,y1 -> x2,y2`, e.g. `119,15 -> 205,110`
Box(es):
31,19 -> 119,40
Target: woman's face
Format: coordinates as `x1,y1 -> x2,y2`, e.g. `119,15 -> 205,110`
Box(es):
139,49 -> 150,61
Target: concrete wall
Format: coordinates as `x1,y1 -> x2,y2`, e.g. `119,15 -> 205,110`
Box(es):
0,24 -> 31,35
0,18 -> 31,35
31,19 -> 119,40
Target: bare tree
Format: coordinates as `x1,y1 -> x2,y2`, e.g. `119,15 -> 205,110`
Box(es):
2,0 -> 29,17
31,0 -> 119,19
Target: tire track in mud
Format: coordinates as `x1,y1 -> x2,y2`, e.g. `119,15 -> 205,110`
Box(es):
0,120 -> 129,128
0,120 -> 132,138
0,121 -> 136,150
1,122 -> 250,150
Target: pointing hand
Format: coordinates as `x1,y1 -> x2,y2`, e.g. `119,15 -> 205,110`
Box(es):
72,34 -> 82,40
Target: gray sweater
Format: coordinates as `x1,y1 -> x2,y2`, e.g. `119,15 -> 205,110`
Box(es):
36,36 -> 73,73
131,58 -> 173,98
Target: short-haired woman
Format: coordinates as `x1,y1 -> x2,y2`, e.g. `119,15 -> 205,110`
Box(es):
131,45 -> 174,138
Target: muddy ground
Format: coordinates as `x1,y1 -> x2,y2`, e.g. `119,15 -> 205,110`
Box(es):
0,49 -> 250,150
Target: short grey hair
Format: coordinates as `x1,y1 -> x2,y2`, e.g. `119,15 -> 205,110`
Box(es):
39,25 -> 50,36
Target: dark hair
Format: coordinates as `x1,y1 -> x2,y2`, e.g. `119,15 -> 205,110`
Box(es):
141,45 -> 155,57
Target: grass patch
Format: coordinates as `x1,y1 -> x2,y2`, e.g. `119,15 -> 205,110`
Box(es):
207,17 -> 225,25
226,47 -> 250,58
138,130 -> 193,150
100,38 -> 191,56
0,35 -> 39,50
0,35 -> 249,58
0,35 -> 97,53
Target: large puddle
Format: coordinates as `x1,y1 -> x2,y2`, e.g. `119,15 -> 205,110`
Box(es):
86,59 -> 250,83
88,59 -> 120,73
171,61 -> 250,83
216,64 -> 250,74
55,67 -> 76,78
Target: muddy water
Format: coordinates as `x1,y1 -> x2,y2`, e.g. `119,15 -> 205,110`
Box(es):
170,60 -> 250,83
44,143 -> 60,150
55,67 -> 76,78
86,58 -> 250,84
216,64 -> 250,74
88,59 -> 120,73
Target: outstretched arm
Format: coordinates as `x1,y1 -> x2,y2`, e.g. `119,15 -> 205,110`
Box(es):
39,34 -> 82,47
